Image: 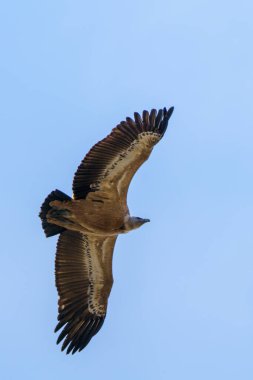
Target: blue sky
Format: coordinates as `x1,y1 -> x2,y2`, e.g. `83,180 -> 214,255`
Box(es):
1,1 -> 253,379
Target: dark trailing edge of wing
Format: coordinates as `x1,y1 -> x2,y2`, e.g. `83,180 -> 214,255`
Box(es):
73,106 -> 174,200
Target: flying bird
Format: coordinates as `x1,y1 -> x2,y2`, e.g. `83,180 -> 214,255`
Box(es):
39,106 -> 174,354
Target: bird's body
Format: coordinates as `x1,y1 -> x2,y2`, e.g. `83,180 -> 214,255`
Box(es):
47,187 -> 149,236
39,106 -> 174,354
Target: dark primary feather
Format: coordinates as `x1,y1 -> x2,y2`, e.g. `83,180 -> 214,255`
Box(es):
72,106 -> 174,200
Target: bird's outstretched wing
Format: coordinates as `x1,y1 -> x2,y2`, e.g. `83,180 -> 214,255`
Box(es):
54,230 -> 117,354
73,107 -> 174,203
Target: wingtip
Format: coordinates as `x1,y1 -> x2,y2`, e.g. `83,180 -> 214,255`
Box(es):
166,106 -> 174,118
156,106 -> 174,135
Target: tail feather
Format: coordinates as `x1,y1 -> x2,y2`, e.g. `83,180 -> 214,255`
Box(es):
39,189 -> 72,237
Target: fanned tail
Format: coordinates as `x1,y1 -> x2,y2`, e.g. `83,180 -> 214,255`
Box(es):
39,189 -> 72,237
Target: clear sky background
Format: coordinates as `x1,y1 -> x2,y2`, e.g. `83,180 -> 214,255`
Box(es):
1,1 -> 253,379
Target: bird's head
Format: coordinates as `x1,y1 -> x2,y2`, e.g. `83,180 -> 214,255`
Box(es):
124,216 -> 150,231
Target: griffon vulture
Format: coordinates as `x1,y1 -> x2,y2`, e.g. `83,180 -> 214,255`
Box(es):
39,106 -> 174,354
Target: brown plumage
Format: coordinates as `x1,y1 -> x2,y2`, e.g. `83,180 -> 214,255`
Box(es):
39,106 -> 174,354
